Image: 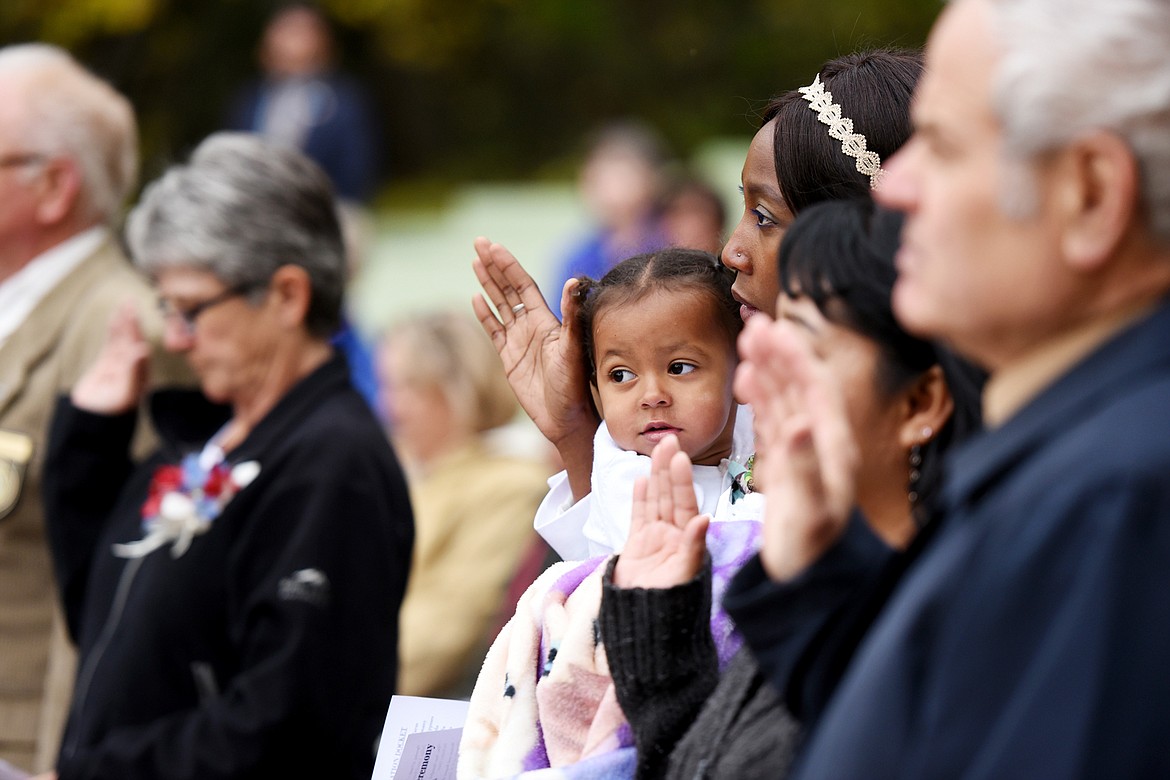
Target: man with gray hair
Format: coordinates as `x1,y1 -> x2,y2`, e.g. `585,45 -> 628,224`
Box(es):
0,44 -> 179,773
726,0 -> 1170,775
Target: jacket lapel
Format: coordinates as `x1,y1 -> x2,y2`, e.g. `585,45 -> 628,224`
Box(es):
0,240 -> 131,418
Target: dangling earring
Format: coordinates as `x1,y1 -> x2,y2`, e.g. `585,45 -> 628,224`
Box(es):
907,426 -> 933,511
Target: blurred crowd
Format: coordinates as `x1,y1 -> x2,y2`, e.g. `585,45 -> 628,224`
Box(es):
4,0 -> 1170,779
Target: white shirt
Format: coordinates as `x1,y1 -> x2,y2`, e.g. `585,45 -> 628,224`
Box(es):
533,404 -> 764,560
0,226 -> 108,350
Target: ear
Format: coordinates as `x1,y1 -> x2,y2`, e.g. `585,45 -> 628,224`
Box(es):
34,156 -> 83,226
269,264 -> 314,331
1055,130 -> 1139,272
896,365 -> 954,450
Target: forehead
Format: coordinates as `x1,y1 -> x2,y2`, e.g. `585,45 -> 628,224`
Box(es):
915,0 -> 1000,132
154,266 -> 226,298
742,120 -> 780,190
593,287 -> 733,353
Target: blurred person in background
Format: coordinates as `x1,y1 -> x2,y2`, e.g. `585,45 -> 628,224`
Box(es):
226,2 -> 382,412
549,121 -> 671,299
661,175 -> 727,255
226,1 -> 379,207
39,133 -> 412,780
0,43 -> 190,775
379,311 -> 553,699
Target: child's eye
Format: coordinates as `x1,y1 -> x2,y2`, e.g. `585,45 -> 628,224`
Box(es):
609,368 -> 635,384
667,362 -> 697,376
751,208 -> 777,228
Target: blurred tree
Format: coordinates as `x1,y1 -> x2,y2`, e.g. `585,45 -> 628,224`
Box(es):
0,0 -> 938,194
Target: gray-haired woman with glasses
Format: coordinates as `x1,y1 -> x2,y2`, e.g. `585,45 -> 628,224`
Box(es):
40,132 -> 414,780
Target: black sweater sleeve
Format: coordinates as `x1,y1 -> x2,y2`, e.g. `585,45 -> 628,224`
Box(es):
600,555 -> 718,780
42,396 -> 139,642
723,511 -> 893,727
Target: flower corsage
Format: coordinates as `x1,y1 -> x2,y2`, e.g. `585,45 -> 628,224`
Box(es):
729,453 -> 756,504
113,453 -> 260,559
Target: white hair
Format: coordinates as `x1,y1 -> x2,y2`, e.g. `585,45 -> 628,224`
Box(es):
982,0 -> 1170,241
0,44 -> 138,224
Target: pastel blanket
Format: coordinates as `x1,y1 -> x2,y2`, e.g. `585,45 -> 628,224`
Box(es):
458,519 -> 762,779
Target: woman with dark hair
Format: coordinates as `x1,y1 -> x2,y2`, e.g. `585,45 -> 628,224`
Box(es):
725,48 -> 922,321
472,49 -> 925,558
599,198 -> 985,779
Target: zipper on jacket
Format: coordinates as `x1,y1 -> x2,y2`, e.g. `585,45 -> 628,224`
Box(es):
62,555 -> 145,760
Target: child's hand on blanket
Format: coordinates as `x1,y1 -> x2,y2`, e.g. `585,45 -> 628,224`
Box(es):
613,434 -> 710,589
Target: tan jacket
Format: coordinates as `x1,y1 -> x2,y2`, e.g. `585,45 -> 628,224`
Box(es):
0,238 -> 187,772
397,441 -> 551,699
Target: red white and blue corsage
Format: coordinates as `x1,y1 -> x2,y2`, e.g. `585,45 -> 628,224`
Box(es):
113,452 -> 260,559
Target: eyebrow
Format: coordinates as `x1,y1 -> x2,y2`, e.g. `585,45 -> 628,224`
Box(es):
780,311 -> 820,336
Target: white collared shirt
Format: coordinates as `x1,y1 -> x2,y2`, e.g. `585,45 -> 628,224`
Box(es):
0,226 -> 108,350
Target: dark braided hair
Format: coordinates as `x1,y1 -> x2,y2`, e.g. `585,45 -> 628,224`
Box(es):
574,247 -> 742,383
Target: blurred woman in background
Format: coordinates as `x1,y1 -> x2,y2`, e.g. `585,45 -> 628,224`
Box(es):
380,311 -> 553,698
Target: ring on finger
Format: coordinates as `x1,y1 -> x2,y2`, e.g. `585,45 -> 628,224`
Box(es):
511,303 -> 526,314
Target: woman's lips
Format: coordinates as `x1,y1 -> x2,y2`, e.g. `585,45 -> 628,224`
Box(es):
739,303 -> 761,322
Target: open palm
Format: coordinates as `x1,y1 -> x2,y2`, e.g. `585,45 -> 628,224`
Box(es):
470,237 -> 598,447
613,435 -> 710,590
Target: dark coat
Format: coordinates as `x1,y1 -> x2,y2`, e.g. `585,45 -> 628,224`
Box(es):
44,355 -> 413,780
227,72 -> 380,203
728,299 -> 1170,778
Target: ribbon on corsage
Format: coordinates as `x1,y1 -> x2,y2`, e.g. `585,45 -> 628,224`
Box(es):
728,453 -> 755,505
114,453 -> 260,559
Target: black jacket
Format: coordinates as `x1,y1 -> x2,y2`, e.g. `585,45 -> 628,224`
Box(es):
44,355 -> 413,780
730,300 -> 1170,778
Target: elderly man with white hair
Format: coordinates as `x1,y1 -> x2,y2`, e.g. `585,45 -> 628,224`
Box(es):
725,0 -> 1170,776
0,44 -> 184,774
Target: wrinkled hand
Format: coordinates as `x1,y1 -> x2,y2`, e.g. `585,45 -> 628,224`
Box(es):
734,316 -> 859,582
613,435 -> 710,590
71,301 -> 150,415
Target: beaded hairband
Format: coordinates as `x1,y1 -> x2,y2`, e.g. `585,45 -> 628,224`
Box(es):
798,74 -> 884,188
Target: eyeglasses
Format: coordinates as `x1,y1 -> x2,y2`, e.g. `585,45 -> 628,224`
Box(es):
158,284 -> 258,335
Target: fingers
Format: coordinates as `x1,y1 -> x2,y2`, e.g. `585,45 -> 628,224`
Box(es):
471,293 -> 505,348
629,476 -> 650,537
559,278 -> 580,328
471,244 -> 518,325
473,237 -> 558,328
668,449 -> 700,529
681,513 -> 711,570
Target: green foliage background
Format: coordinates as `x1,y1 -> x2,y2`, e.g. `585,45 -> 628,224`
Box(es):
0,0 -> 940,195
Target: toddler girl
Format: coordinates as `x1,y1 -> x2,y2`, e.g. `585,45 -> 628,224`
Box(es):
460,248 -> 763,779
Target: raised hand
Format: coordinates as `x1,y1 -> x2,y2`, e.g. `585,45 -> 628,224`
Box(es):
471,237 -> 599,498
612,434 -> 710,590
71,301 -> 151,415
734,316 -> 859,582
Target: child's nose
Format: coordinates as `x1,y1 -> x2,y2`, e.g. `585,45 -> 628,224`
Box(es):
639,377 -> 671,408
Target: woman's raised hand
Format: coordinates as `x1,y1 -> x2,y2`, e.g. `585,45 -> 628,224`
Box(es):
734,316 -> 859,582
71,301 -> 151,416
471,237 -> 599,498
612,434 -> 710,590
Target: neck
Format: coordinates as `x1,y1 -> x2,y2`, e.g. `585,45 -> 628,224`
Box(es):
222,338 -> 333,451
858,479 -> 917,551
0,218 -> 103,285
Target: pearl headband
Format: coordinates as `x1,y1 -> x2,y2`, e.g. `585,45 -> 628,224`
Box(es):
798,74 -> 884,188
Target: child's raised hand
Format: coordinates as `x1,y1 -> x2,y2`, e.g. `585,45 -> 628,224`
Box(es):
734,316 -> 859,582
613,434 -> 710,590
71,300 -> 151,415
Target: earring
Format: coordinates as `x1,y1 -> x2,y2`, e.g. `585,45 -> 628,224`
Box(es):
907,443 -> 923,508
907,427 -> 934,511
